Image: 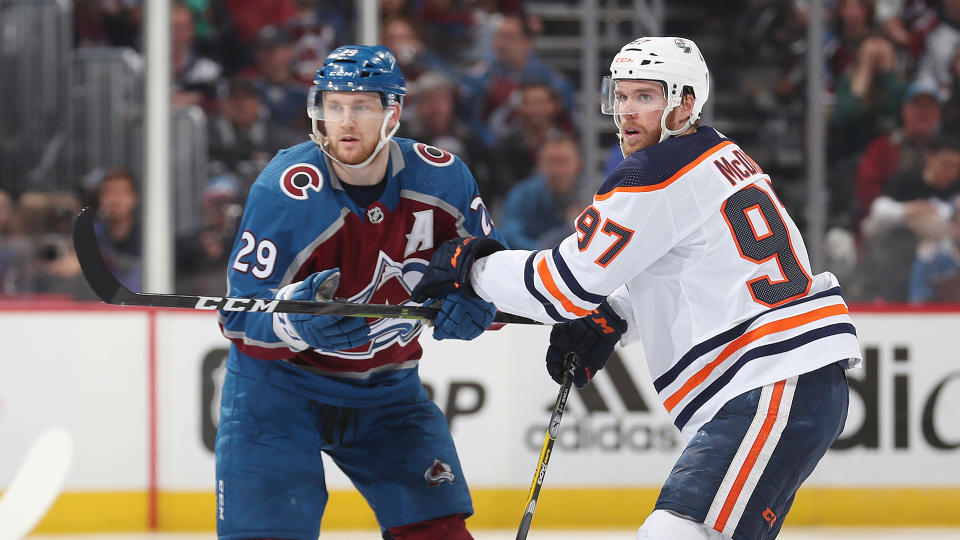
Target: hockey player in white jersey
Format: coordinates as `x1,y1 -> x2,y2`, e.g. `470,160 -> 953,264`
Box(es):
412,36 -> 862,539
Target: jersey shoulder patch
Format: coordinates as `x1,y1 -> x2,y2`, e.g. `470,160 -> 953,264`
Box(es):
597,126 -> 727,196
411,141 -> 457,167
254,142 -> 330,200
394,137 -> 474,196
394,137 -> 460,169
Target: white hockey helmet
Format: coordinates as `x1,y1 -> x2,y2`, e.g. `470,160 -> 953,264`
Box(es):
601,36 -> 710,143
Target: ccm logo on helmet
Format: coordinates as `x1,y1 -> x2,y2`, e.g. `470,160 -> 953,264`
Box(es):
280,163 -> 323,200
413,143 -> 455,167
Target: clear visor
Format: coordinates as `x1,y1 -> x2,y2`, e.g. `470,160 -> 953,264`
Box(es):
307,86 -> 391,122
600,76 -> 668,116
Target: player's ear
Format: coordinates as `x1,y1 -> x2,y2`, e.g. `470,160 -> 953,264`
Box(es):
388,103 -> 402,129
681,92 -> 696,115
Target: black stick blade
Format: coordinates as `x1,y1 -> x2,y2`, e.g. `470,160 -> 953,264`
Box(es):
73,207 -> 126,304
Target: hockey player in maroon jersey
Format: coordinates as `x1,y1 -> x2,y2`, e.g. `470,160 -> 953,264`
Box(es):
215,45 -> 505,540
412,37 -> 862,539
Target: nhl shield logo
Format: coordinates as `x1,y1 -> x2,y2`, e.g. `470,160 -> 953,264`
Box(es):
424,458 -> 456,487
367,206 -> 385,223
674,38 -> 692,53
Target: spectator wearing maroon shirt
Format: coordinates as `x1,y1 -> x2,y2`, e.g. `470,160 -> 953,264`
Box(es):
856,78 -> 945,222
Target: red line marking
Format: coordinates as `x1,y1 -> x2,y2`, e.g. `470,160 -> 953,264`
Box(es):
148,310 -> 158,529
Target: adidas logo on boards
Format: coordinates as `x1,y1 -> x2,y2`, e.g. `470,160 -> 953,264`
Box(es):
524,352 -> 682,453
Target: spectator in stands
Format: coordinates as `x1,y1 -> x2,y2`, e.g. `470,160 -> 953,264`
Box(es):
0,189 -> 15,236
491,81 -> 573,198
940,43 -> 960,130
875,0 -> 938,70
0,189 -> 30,295
74,0 -> 141,49
208,77 -> 300,189
825,0 -> 878,90
915,0 -> 960,93
857,135 -> 960,301
414,0 -> 484,65
93,168 -> 142,292
398,72 -> 497,209
172,0 -> 223,111
463,13 -> 575,135
248,25 -> 309,130
223,0 -> 295,43
829,35 -> 907,164
910,196 -> 960,302
498,132 -> 586,250
176,173 -> 242,295
461,1 -> 528,66
17,191 -> 95,300
856,78 -> 944,223
380,0 -> 415,19
283,0 -> 352,84
381,16 -> 457,87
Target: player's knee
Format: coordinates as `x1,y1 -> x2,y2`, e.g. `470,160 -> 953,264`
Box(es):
636,509 -> 730,540
384,514 -> 472,540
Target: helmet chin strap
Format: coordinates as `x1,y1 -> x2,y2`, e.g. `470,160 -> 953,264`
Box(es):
657,103 -> 694,143
310,108 -> 399,170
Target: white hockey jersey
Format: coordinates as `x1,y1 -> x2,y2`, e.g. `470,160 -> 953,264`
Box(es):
471,126 -> 862,441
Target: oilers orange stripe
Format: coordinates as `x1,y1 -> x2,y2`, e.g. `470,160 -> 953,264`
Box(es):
713,380 -> 786,532
595,140 -> 735,201
536,256 -> 593,317
664,303 -> 848,412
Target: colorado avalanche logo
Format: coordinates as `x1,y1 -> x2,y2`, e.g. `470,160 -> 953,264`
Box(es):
424,459 -> 456,487
413,143 -> 455,167
279,163 -> 323,200
674,38 -> 692,54
320,251 -> 429,360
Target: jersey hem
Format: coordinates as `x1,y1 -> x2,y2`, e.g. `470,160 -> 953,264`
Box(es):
676,345 -> 860,441
228,349 -> 423,407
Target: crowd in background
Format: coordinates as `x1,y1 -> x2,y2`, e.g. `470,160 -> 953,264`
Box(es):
1,0 -> 959,305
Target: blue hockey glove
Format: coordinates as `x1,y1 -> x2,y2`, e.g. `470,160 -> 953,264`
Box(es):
546,300 -> 627,388
430,292 -> 498,341
273,269 -> 372,352
410,236 -> 505,303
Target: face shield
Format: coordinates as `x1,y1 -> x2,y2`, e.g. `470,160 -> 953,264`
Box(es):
600,77 -> 668,117
307,87 -> 401,169
307,86 -> 392,123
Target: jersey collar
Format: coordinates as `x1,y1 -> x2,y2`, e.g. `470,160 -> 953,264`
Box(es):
323,140 -> 405,220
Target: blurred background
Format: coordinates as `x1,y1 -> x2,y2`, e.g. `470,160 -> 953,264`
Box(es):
1,0 -> 959,536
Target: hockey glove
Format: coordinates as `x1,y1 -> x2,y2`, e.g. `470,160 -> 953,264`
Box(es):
410,236 -> 505,303
273,269 -> 372,352
546,300 -> 627,388
430,292 -> 498,341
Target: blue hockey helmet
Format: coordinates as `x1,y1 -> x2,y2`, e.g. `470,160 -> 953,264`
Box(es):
307,45 -> 407,168
311,45 -> 406,107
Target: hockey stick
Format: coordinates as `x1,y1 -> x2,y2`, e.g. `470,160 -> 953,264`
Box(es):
515,352 -> 578,540
0,427 -> 74,540
72,207 -> 537,324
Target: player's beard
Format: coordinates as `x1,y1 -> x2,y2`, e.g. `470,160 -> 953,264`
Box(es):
619,125 -> 657,156
328,134 -> 381,165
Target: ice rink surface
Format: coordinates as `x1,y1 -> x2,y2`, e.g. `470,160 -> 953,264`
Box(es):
26,529 -> 960,539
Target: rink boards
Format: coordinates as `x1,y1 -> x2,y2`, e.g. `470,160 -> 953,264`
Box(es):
1,302 -> 958,532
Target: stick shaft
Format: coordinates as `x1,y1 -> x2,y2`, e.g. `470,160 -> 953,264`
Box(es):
72,207 -> 538,324
515,353 -> 577,540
